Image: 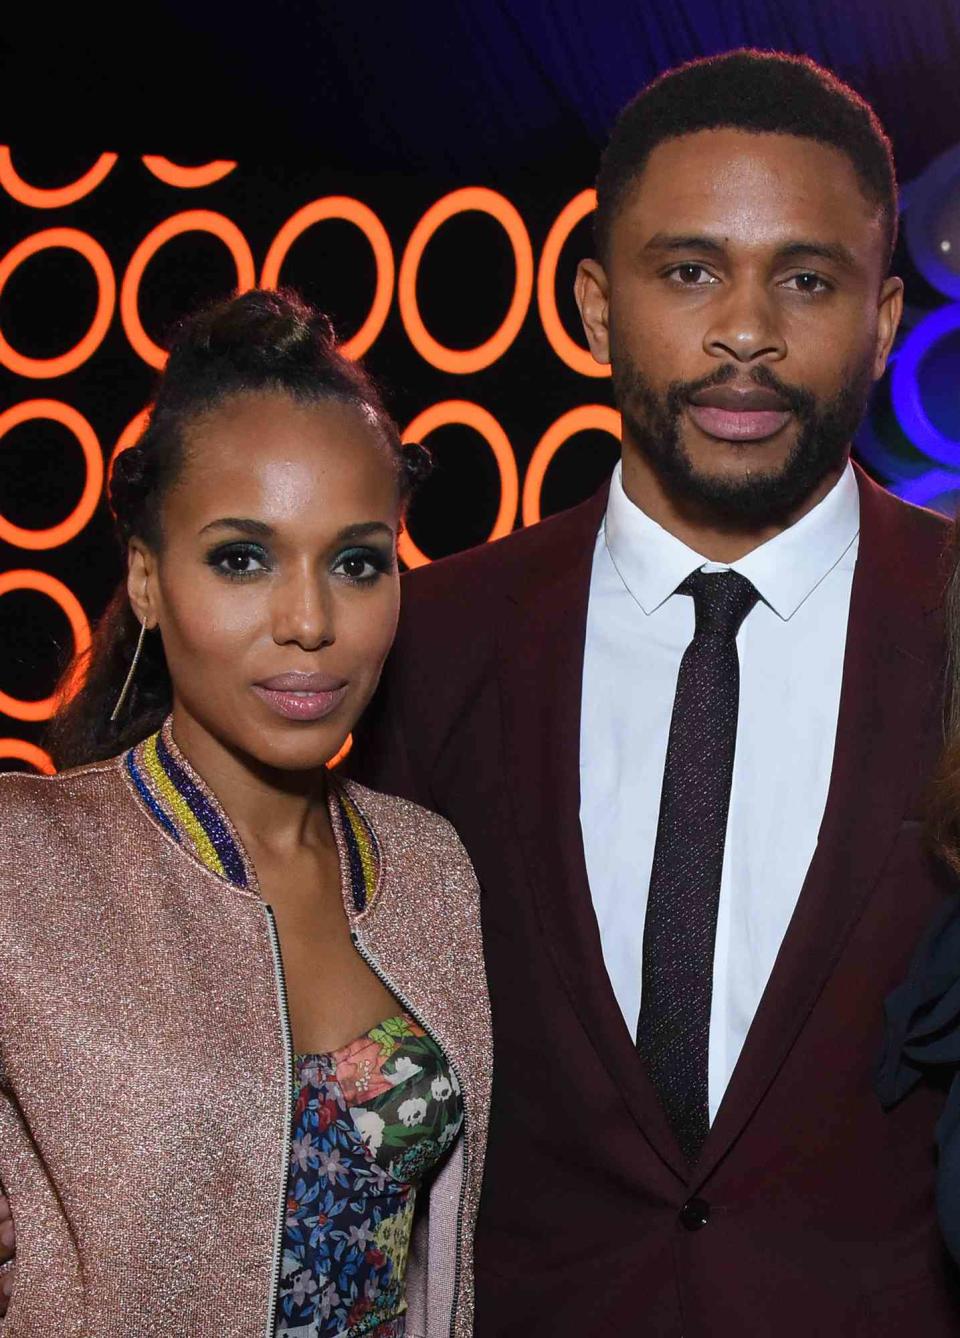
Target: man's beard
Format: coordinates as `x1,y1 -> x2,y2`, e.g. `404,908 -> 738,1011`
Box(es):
611,355 -> 874,525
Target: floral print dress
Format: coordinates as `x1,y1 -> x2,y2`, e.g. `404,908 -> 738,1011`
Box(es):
277,1012 -> 464,1336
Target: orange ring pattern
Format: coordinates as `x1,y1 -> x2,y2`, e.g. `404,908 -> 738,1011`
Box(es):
0,228 -> 116,378
261,196 -> 395,360
537,189 -> 609,379
0,571 -> 91,722
523,404 -> 621,526
121,210 -> 257,369
0,147 -> 118,208
141,157 -> 237,188
399,401 -> 519,568
0,738 -> 55,774
398,187 -> 534,374
0,400 -> 104,549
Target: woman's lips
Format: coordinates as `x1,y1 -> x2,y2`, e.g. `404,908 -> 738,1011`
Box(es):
251,682 -> 349,722
686,403 -> 793,442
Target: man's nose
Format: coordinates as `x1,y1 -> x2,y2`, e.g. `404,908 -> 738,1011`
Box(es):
703,282 -> 787,364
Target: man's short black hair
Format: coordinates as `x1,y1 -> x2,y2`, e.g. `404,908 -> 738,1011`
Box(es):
595,50 -> 898,267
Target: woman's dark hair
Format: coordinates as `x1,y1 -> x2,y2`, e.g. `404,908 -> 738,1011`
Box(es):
46,287 -> 431,770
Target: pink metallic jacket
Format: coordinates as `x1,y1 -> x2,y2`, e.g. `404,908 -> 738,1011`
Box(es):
0,738 -> 490,1337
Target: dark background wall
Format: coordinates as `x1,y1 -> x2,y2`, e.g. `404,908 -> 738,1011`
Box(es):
2,0 -> 960,771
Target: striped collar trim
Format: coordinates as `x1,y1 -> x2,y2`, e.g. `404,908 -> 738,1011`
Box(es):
125,720 -> 257,889
124,718 -> 380,911
331,784 -> 381,913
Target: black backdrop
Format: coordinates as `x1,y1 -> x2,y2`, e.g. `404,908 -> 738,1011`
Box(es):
2,1 -> 960,770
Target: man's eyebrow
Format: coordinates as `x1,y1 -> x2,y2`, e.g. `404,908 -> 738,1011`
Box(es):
641,235 -> 860,271
199,517 -> 275,537
774,240 -> 858,269
643,233 -> 727,255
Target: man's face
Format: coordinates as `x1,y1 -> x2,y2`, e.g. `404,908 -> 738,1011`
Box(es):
576,128 -> 903,522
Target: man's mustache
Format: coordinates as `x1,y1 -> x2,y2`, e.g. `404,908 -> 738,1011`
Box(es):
667,362 -> 816,418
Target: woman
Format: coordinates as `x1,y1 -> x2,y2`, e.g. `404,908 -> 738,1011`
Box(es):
878,536 -> 960,1264
0,289 -> 490,1336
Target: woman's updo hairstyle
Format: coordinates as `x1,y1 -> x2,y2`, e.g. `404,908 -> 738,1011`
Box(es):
46,287 -> 431,769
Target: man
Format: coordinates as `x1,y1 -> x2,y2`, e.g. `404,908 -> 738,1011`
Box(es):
350,51 -> 960,1335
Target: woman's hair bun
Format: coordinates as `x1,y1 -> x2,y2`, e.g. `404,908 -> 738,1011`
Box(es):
165,288 -> 336,372
400,440 -> 434,494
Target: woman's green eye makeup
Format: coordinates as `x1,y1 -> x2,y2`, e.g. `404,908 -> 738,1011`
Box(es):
206,542 -> 270,581
332,545 -> 394,583
205,542 -> 394,584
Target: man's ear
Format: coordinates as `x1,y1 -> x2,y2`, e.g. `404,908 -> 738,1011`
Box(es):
873,274 -> 904,380
575,259 -> 611,367
126,541 -> 159,629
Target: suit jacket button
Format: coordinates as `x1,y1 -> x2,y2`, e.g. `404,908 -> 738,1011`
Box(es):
679,1197 -> 710,1231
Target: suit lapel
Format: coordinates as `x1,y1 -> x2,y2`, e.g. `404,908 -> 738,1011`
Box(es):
695,469 -> 948,1185
497,487 -> 689,1180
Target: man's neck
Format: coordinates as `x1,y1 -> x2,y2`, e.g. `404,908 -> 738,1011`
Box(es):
619,449 -> 849,564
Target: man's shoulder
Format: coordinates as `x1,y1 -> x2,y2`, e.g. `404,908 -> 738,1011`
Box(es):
400,486 -> 607,611
858,470 -> 951,587
860,468 -> 950,545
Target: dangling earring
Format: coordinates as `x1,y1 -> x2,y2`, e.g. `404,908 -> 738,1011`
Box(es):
110,617 -> 149,723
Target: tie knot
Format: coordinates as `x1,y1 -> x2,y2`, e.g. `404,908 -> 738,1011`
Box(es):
678,569 -> 759,637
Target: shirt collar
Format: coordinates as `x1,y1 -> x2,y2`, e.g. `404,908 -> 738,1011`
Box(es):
603,459 -> 860,620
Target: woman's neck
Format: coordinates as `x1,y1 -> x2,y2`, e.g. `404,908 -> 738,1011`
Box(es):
168,706 -> 334,860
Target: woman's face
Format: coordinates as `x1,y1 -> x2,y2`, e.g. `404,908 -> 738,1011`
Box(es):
128,390 -> 402,772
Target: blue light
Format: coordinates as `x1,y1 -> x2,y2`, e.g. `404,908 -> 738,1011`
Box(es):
890,302 -> 960,469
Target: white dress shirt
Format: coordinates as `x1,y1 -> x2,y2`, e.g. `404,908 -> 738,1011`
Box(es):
579,460 -> 860,1121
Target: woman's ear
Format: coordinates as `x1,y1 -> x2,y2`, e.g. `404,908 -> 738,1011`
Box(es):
126,541 -> 159,629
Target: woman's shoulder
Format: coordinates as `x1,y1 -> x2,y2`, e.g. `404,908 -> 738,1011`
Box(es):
0,754 -> 129,848
336,777 -> 472,867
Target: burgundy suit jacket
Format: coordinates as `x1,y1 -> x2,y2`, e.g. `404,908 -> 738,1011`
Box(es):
350,465 -> 960,1336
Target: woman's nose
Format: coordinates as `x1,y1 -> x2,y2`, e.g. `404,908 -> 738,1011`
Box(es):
271,573 -> 334,651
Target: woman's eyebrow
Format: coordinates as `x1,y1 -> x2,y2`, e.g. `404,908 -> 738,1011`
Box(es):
336,522 -> 395,542
199,517 -> 275,537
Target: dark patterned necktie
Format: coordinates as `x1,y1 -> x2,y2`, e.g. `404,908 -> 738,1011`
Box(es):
635,569 -> 760,1163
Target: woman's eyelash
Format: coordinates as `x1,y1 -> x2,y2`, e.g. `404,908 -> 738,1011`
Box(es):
205,542 -> 270,580
333,546 -> 394,583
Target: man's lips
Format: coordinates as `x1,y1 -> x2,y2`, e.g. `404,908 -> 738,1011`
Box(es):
686,383 -> 793,442
252,672 -> 349,722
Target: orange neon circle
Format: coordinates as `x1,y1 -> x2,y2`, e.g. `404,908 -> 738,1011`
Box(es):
0,738 -> 55,775
0,570 -> 91,722
537,189 -> 609,379
0,229 -> 116,379
262,198 -> 395,360
142,156 -> 237,188
398,188 -> 534,374
523,404 -> 621,526
327,734 -> 354,770
121,211 -> 256,369
109,407 -> 152,476
0,146 -> 117,208
398,400 -> 518,569
0,401 -> 104,550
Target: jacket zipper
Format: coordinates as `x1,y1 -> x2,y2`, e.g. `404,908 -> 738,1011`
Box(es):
351,930 -> 468,1338
263,905 -> 294,1338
